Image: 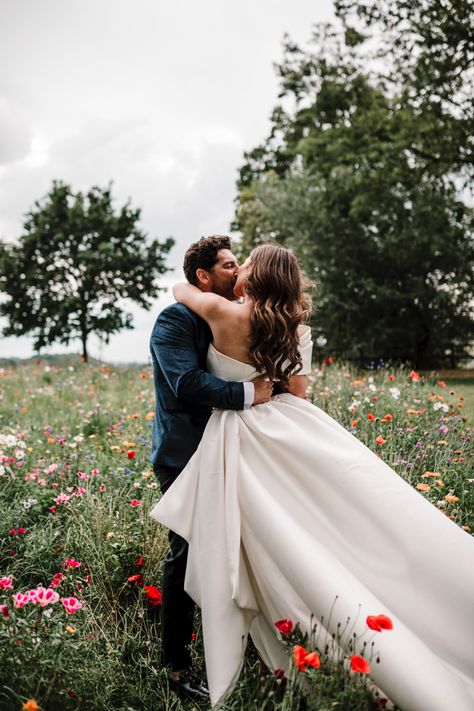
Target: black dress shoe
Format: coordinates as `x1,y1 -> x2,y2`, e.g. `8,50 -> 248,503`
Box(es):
168,668 -> 210,702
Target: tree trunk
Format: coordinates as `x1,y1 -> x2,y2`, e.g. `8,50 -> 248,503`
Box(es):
81,331 -> 88,363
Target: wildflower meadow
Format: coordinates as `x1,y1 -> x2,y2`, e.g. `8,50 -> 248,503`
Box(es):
0,358 -> 472,711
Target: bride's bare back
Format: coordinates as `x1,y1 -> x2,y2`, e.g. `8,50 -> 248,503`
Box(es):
172,282 -> 308,398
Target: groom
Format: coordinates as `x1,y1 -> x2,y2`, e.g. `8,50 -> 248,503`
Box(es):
149,235 -> 273,701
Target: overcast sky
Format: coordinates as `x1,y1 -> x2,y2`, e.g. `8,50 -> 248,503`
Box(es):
0,0 -> 334,363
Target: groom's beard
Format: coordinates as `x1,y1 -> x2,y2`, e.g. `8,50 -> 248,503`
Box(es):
211,279 -> 237,302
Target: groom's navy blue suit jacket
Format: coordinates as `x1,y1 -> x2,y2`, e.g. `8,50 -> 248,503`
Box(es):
150,303 -> 245,471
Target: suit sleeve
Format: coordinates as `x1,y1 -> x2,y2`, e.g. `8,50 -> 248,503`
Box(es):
151,307 -> 245,410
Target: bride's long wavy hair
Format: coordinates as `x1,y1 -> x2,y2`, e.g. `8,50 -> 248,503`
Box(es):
245,244 -> 312,384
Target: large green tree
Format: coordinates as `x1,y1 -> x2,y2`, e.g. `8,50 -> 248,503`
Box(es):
233,12 -> 473,368
0,181 -> 174,361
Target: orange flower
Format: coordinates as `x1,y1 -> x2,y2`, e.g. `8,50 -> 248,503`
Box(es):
375,435 -> 386,445
351,420 -> 358,428
416,483 -> 431,491
409,370 -> 420,382
22,702 -> 41,711
438,380 -> 446,387
351,655 -> 371,673
445,495 -> 459,503
421,471 -> 441,478
292,645 -> 320,671
381,413 -> 393,421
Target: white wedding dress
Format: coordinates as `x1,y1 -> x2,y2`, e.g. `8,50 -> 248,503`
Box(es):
150,329 -> 474,710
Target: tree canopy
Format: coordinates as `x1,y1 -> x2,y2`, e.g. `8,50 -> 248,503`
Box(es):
233,2 -> 473,368
0,181 -> 174,361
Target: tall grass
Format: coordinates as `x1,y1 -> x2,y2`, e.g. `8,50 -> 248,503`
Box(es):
0,358 -> 471,710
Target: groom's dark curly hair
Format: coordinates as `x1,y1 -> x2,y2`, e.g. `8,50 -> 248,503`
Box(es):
183,235 -> 231,286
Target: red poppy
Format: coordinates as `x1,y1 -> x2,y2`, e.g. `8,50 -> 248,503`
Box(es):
438,380 -> 446,387
351,420 -> 358,428
143,585 -> 162,606
292,645 -> 320,671
127,574 -> 144,586
274,618 -> 293,635
367,614 -> 393,632
351,655 -> 371,673
409,370 -> 420,382
127,450 -> 136,460
367,412 -> 376,421
136,555 -> 143,567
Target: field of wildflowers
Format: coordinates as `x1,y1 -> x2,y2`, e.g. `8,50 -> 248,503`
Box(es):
0,358 -> 472,711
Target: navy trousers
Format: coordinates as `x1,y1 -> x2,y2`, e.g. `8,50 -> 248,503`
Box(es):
154,464 -> 195,671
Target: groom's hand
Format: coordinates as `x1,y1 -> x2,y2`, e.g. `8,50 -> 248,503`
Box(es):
252,376 -> 273,405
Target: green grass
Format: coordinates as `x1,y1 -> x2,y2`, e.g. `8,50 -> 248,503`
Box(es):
0,359 -> 472,711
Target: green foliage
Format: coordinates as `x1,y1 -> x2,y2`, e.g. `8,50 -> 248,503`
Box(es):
234,13 -> 474,368
0,181 -> 174,361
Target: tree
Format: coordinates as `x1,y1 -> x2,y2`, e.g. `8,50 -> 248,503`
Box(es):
233,20 -> 474,368
0,181 -> 174,361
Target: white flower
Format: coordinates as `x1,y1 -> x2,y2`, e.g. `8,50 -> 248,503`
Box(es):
23,497 -> 38,509
389,387 -> 401,400
433,402 -> 449,412
368,384 -> 377,392
367,376 -> 374,383
0,465 -> 5,476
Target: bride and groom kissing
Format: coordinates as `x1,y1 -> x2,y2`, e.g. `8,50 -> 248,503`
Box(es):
149,235 -> 474,710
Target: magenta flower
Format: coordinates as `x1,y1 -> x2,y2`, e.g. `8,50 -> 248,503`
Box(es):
62,597 -> 83,614
34,587 -> 60,607
130,499 -> 141,507
0,604 -> 9,619
63,558 -> 81,569
0,577 -> 14,590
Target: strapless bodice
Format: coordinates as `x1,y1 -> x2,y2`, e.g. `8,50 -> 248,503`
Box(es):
205,327 -> 313,382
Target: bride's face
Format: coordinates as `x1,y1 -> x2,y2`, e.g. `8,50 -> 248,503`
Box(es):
233,257 -> 252,299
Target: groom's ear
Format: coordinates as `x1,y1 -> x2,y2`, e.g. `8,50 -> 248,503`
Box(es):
195,268 -> 212,289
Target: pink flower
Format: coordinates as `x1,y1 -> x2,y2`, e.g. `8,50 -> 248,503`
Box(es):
33,586 -> 60,607
54,492 -> 70,504
62,597 -> 83,614
130,499 -> 141,507
0,577 -> 14,590
12,592 -> 30,608
0,604 -> 9,619
63,558 -> 81,569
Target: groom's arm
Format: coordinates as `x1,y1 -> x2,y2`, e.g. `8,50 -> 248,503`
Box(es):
151,305 -> 248,410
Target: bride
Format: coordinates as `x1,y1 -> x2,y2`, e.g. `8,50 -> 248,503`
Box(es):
150,244 -> 474,710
